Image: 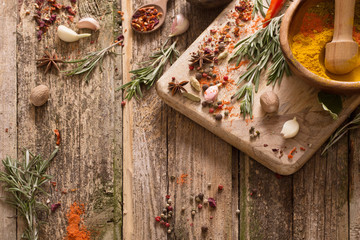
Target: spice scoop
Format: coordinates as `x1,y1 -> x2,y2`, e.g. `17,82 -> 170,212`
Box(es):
325,0 -> 359,75
131,0 -> 169,33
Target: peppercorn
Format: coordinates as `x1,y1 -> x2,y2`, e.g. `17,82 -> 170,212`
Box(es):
202,73 -> 208,78
201,226 -> 208,232
217,101 -> 222,105
213,103 -> 218,109
209,108 -> 214,114
161,213 -> 165,218
165,223 -> 170,228
202,84 -> 209,91
208,182 -> 211,188
189,65 -> 194,70
207,76 -> 212,80
198,193 -> 204,201
205,68 -> 211,73
121,101 -> 126,107
215,114 -> 222,121
191,210 -> 196,216
218,185 -> 224,190
216,80 -> 220,84
209,83 -> 214,86
212,74 -> 217,78
198,204 -> 203,209
224,110 -> 229,116
172,77 -> 176,81
167,206 -> 173,211
163,208 -> 167,213
195,196 -> 201,202
196,73 -> 202,80
202,101 -> 208,107
168,211 -> 173,215
223,75 -> 229,81
167,229 -> 172,234
236,209 -> 240,215
204,199 -> 208,204
181,206 -> 186,211
167,199 -> 172,204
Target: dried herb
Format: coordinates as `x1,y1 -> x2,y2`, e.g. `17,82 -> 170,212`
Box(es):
64,39 -> 123,82
168,80 -> 189,96
229,15 -> 291,118
318,91 -> 343,120
189,49 -> 214,69
117,39 -> 180,100
36,50 -> 64,74
322,112 -> 360,155
0,147 -> 59,240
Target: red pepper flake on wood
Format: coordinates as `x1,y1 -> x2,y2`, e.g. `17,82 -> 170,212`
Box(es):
300,147 -> 306,151
288,147 -> 297,159
54,129 -> 61,145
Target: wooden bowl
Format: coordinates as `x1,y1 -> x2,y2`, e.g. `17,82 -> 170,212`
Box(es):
280,0 -> 360,94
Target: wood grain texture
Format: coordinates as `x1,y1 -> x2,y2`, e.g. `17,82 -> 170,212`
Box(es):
293,138 -> 349,240
350,117 -> 360,240
156,0 -> 360,175
0,0 -> 18,239
16,0 -> 122,239
239,154 -> 293,240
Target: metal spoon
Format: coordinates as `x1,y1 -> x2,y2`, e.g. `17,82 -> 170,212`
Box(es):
131,0 -> 169,34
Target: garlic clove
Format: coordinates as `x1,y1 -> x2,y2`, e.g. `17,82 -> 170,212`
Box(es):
76,17 -> 100,31
169,14 -> 189,37
204,83 -> 221,103
281,117 -> 299,139
57,25 -> 91,42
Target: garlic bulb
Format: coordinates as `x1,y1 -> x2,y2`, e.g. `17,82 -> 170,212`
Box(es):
281,117 -> 299,139
169,14 -> 189,37
76,17 -> 100,31
57,25 -> 91,42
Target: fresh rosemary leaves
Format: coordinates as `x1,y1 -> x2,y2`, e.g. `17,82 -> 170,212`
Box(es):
0,147 -> 58,240
229,15 -> 291,118
117,39 -> 180,100
322,112 -> 360,155
64,41 -> 123,82
251,0 -> 269,17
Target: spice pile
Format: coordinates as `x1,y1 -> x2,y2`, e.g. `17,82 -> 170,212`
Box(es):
132,6 -> 163,32
292,0 -> 360,81
65,202 -> 91,240
34,0 -> 77,41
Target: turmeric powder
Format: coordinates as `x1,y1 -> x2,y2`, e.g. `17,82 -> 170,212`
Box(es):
291,1 -> 360,81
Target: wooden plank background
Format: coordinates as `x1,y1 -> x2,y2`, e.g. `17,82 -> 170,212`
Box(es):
0,0 -> 359,239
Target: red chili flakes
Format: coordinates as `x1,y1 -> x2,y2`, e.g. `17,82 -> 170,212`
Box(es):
235,0 -> 253,22
50,181 -> 57,187
288,147 -> 297,159
54,129 -> 61,145
300,147 -> 306,151
131,6 -> 162,32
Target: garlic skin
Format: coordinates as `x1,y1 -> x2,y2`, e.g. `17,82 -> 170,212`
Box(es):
281,117 -> 299,139
169,14 -> 189,37
76,17 -> 100,31
57,25 -> 91,42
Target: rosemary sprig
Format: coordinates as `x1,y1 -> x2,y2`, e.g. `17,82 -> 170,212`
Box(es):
229,15 -> 291,118
117,39 -> 180,100
321,113 -> 360,155
64,41 -> 122,83
251,0 -> 269,18
0,147 -> 58,240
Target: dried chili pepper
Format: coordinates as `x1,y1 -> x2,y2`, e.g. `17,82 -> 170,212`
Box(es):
54,129 -> 61,145
287,147 -> 297,159
263,0 -> 286,27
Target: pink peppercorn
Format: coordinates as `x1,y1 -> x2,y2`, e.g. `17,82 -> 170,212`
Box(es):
198,204 -> 203,209
209,108 -> 214,113
202,73 -> 208,78
172,77 -> 176,81
121,101 -> 126,107
166,195 -> 170,199
167,206 -> 173,211
165,223 -> 170,228
223,76 -> 229,81
218,185 -> 224,191
155,216 -> 161,222
189,65 -> 194,70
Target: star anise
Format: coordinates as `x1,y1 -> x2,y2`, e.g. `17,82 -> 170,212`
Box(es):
189,49 -> 214,69
168,80 -> 189,96
36,50 -> 64,74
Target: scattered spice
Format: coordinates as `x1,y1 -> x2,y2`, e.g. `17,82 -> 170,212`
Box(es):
300,147 -> 306,151
176,174 -> 190,185
51,202 -> 61,212
288,147 -> 297,159
54,129 -> 61,145
65,203 -> 91,240
132,6 -> 163,32
208,198 -> 216,208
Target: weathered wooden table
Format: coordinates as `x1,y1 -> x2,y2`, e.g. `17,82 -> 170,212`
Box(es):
0,0 -> 359,239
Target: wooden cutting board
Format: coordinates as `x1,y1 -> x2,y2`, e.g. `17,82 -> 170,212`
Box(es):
156,1 -> 360,175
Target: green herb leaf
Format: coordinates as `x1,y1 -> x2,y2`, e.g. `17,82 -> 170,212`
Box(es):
117,39 -> 179,100
318,91 -> 343,120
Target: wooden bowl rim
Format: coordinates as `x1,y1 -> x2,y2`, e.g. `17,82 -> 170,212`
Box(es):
280,0 -> 360,93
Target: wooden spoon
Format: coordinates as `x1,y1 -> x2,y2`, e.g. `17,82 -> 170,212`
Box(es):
325,0 -> 359,75
131,0 -> 169,34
